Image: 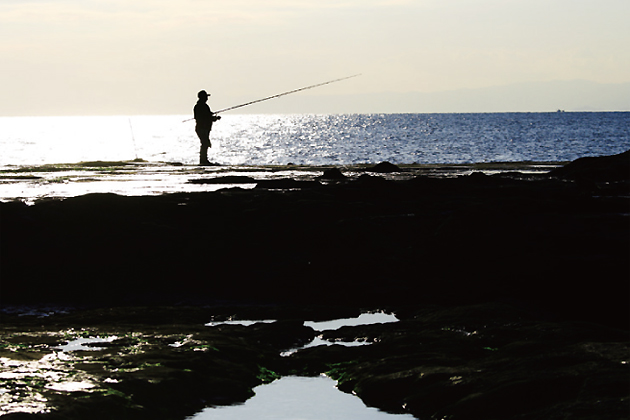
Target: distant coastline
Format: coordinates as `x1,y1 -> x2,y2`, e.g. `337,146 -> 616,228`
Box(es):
229,80 -> 630,115
0,81 -> 628,117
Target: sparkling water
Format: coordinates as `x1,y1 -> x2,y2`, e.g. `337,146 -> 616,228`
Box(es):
1,112 -> 628,167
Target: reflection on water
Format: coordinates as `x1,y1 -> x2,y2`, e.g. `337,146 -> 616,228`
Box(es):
0,163 -> 260,203
187,375 -> 416,420
281,312 -> 399,356
197,313 -> 406,417
205,319 -> 276,327
305,312 -> 398,331
55,336 -> 118,352
205,312 -> 398,331
205,312 -> 399,356
0,331 -> 125,415
0,351 -> 99,415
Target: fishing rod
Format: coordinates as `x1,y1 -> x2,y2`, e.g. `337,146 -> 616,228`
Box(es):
183,74 -> 360,122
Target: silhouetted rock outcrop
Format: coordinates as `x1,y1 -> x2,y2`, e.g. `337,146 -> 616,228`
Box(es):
368,161 -> 401,173
318,167 -> 346,180
550,149 -> 630,181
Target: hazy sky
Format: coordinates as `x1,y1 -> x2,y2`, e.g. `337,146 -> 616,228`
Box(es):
2,0 -> 629,115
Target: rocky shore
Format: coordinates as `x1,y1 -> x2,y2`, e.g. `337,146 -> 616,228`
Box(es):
1,151 -> 628,419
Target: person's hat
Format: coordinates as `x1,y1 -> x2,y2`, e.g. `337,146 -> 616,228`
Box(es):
197,90 -> 210,99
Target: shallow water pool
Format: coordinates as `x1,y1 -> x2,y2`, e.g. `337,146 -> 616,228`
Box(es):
305,312 -> 398,331
191,312 -> 411,418
187,375 -> 415,420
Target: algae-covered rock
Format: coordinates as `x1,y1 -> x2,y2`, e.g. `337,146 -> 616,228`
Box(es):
291,304 -> 629,420
1,303 -> 627,420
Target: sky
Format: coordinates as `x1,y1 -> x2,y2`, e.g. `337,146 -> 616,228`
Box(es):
1,0 -> 629,116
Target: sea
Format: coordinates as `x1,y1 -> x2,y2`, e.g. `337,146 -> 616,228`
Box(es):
1,112 -> 629,167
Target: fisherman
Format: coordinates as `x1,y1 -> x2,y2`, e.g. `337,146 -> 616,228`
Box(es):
193,90 -> 220,165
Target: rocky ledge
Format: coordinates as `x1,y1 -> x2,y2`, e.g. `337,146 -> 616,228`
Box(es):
0,151 -> 628,419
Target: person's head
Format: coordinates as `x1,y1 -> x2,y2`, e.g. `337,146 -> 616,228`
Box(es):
197,90 -> 210,101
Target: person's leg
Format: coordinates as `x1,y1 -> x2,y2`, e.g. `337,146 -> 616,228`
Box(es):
196,127 -> 211,165
200,143 -> 209,164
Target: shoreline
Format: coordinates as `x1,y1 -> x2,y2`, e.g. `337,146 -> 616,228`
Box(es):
0,160 -> 565,204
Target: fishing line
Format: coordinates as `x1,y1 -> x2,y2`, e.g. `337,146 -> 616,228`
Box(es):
128,118 -> 138,159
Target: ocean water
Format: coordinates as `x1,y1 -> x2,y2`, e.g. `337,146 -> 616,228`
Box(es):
1,112 -> 628,167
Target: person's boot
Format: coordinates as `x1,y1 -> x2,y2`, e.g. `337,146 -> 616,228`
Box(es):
200,146 -> 210,165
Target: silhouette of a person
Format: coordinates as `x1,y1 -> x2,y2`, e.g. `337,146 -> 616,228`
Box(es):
194,90 -> 220,165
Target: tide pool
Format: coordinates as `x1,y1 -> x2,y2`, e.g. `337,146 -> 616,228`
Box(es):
188,375 -> 416,420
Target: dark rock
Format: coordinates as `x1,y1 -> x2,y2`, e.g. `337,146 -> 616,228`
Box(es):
352,174 -> 392,187
2,162 -> 628,329
188,176 -> 256,184
255,178 -> 321,189
312,304 -> 630,420
76,161 -> 135,168
318,168 -> 346,180
467,171 -> 490,180
550,150 -> 630,181
368,161 -> 401,173
247,320 -> 316,350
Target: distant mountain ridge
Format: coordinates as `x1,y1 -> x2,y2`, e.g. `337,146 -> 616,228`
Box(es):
3,80 -> 627,116
245,80 -> 630,114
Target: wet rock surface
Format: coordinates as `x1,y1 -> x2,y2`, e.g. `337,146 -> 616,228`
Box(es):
289,304 -> 629,420
0,304 -> 627,420
0,306 -> 315,419
1,152 -> 628,419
